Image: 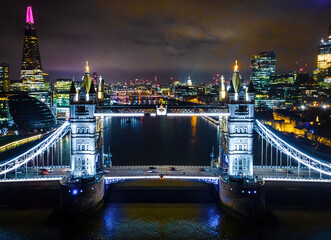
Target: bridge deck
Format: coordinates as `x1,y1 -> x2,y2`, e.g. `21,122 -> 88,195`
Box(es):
95,104 -> 228,116
1,165 -> 331,183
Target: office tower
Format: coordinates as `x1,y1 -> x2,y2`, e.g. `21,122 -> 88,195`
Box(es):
21,6 -> 48,91
0,63 -> 10,92
314,25 -> 331,82
250,51 -> 276,93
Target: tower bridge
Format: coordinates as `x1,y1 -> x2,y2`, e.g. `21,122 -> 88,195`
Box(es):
1,62 -> 331,217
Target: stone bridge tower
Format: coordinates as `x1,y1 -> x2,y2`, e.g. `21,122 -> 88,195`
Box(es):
226,61 -> 255,177
69,64 -> 103,179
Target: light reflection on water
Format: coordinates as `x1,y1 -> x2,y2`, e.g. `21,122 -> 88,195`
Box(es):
96,203 -> 226,240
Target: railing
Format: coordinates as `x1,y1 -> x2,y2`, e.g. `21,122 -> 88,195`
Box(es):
255,120 -> 331,176
0,121 -> 71,175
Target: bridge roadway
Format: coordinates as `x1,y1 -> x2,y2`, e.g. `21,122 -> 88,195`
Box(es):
1,165 -> 331,183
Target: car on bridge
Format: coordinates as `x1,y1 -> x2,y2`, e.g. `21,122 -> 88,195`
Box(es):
168,167 -> 179,171
37,168 -> 52,175
147,167 -> 158,173
198,168 -> 210,172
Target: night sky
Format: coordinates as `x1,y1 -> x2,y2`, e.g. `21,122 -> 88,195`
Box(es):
0,0 -> 330,83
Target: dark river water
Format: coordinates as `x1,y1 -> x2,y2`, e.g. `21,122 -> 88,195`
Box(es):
1,117 -> 331,240
104,116 -> 219,166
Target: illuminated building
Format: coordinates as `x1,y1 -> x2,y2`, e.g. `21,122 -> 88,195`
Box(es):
226,61 -> 255,177
187,76 -> 192,86
69,76 -> 103,178
20,6 -> 48,91
250,51 -> 276,94
0,94 -> 14,127
270,72 -> 297,85
54,78 -> 73,119
28,91 -> 54,113
314,25 -> 331,82
7,94 -> 55,132
0,63 -> 10,92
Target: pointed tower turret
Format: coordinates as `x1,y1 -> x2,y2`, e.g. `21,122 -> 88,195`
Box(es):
98,76 -> 104,101
69,81 -> 77,103
231,60 -> 241,93
89,79 -> 97,102
247,79 -> 255,93
219,75 -> 226,101
82,61 -> 92,92
228,77 -> 236,101
246,79 -> 255,102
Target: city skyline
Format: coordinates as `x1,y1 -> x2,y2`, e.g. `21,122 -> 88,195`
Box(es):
0,0 -> 330,82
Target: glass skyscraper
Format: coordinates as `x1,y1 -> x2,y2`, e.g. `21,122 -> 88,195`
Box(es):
314,25 -> 331,82
250,51 -> 276,94
20,6 -> 48,91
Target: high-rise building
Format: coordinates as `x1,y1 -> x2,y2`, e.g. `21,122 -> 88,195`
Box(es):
250,51 -> 276,93
20,6 -> 48,91
314,25 -> 331,82
0,63 -> 10,92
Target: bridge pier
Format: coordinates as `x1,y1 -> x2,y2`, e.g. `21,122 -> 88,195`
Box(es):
218,176 -> 265,218
60,176 -> 104,216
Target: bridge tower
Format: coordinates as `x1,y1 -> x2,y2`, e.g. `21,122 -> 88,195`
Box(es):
218,61 -> 264,218
227,61 -> 255,177
60,65 -> 104,216
69,68 -> 103,178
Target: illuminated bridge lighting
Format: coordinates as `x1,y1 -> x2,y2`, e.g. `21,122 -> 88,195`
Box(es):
0,121 -> 70,175
255,120 -> 331,176
94,113 -> 145,117
0,177 -> 62,183
166,113 -> 230,117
